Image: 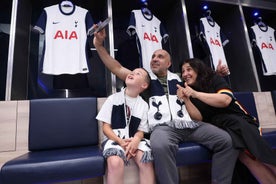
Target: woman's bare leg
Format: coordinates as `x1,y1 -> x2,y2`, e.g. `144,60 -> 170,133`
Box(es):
239,152 -> 276,184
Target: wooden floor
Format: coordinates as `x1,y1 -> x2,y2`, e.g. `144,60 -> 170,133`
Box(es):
179,163 -> 211,184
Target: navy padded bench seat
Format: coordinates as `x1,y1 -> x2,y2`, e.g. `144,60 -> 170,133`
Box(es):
177,142 -> 211,166
0,98 -> 105,184
262,129 -> 276,149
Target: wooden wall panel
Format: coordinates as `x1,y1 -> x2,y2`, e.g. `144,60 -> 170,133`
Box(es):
0,101 -> 17,152
16,100 -> 29,151
254,92 -> 276,129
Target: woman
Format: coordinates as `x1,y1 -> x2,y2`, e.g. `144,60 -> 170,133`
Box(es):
177,58 -> 276,184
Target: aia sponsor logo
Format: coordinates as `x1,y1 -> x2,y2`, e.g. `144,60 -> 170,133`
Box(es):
209,37 -> 221,47
54,30 -> 78,40
143,32 -> 159,43
261,43 -> 274,50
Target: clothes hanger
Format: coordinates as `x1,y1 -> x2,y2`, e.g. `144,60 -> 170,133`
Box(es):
256,17 -> 267,28
205,10 -> 214,23
254,16 -> 268,32
141,2 -> 152,17
61,0 -> 73,7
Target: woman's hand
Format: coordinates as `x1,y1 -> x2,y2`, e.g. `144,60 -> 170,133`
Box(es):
177,82 -> 232,108
176,84 -> 203,121
182,82 -> 198,98
176,84 -> 185,100
177,83 -> 198,99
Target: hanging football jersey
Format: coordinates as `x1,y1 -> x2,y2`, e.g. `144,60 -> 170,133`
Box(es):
200,17 -> 229,73
251,24 -> 276,76
33,3 -> 94,75
127,9 -> 169,72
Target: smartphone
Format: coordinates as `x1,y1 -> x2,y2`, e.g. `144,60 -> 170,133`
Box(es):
90,17 -> 111,35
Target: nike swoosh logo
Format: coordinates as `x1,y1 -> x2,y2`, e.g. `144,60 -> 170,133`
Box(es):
53,22 -> 60,24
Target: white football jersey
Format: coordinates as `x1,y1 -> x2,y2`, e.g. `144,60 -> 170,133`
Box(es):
200,17 -> 229,73
127,10 -> 168,72
33,4 -> 94,75
251,24 -> 276,76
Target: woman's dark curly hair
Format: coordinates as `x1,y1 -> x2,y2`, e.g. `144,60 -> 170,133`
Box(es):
180,58 -> 216,92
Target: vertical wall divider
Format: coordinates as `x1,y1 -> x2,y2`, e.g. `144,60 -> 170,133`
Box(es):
181,0 -> 194,58
238,1 -> 261,91
5,0 -> 18,101
107,0 -> 116,94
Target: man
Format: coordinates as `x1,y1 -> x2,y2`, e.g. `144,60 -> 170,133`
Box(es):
93,28 -> 239,184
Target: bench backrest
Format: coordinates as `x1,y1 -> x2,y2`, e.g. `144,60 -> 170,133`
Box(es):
28,97 -> 98,151
233,92 -> 258,119
271,91 -> 276,113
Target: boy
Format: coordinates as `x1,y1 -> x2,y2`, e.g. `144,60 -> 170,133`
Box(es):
96,68 -> 155,184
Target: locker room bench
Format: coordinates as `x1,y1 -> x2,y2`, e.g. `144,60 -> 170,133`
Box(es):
0,98 -> 105,184
1,92 -> 276,184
